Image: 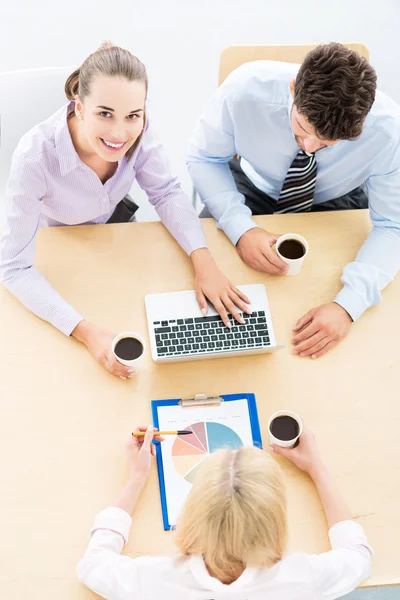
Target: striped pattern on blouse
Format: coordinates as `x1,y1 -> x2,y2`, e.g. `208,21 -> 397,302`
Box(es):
0,102 -> 207,335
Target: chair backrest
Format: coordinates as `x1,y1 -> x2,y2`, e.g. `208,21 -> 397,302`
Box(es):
0,66 -> 75,206
218,43 -> 370,85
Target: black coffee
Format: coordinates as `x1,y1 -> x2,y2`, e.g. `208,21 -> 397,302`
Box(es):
270,416 -> 299,441
278,239 -> 305,260
114,337 -> 143,360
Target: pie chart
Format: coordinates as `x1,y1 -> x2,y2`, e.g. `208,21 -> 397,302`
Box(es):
172,422 -> 243,484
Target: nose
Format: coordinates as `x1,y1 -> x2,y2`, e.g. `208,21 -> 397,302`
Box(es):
109,124 -> 129,142
303,137 -> 320,153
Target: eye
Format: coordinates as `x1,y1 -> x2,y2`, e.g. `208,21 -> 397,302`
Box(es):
99,111 -> 112,118
127,113 -> 139,120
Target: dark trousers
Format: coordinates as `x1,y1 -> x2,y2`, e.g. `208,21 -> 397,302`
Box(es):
200,158 -> 368,217
106,195 -> 139,223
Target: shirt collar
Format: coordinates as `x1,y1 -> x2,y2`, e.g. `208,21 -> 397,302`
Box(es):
188,555 -> 259,593
287,86 -> 296,141
54,101 -> 83,176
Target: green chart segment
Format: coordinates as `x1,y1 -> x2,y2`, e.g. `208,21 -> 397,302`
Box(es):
172,422 -> 243,484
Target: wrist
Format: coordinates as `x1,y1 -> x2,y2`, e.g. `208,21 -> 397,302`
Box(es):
128,470 -> 148,488
71,319 -> 93,345
333,302 -> 353,323
190,247 -> 214,270
308,460 -> 329,483
236,226 -> 262,248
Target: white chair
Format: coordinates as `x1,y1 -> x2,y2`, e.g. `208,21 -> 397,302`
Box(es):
0,66 -> 75,224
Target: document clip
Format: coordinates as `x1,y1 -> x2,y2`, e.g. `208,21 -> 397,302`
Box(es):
179,392 -> 224,408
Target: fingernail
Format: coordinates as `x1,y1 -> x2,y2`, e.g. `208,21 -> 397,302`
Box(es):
201,308 -> 207,316
269,445 -> 275,452
292,349 -> 297,355
240,317 -> 245,324
128,369 -> 135,375
120,376 -> 127,380
300,352 -> 305,357
226,322 -> 231,329
311,354 -> 317,359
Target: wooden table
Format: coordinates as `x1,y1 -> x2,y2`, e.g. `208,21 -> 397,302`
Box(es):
1,211 -> 399,598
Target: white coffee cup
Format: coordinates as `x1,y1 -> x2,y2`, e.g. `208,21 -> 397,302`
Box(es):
276,233 -> 309,276
112,332 -> 146,373
268,410 -> 303,449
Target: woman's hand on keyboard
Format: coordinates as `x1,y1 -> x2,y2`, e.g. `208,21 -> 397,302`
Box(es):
190,248 -> 251,327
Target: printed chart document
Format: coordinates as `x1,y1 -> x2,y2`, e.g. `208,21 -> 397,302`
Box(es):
152,394 -> 261,529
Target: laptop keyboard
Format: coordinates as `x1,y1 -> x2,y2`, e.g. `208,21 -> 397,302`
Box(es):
153,311 -> 270,358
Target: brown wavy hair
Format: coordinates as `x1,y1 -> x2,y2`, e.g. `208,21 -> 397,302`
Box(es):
294,42 -> 377,141
65,42 -> 148,157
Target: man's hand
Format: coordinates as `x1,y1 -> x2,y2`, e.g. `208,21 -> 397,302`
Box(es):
236,227 -> 288,275
292,302 -> 352,359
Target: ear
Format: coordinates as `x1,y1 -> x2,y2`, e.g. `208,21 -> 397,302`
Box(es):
289,79 -> 295,98
74,94 -> 83,119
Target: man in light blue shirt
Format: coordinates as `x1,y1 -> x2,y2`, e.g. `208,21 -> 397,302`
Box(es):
187,43 -> 400,359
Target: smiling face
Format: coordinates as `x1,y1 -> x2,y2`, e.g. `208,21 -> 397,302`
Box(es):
289,80 -> 339,153
74,75 -> 146,161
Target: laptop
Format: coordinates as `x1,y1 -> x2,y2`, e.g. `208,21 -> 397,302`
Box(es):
145,283 -> 280,363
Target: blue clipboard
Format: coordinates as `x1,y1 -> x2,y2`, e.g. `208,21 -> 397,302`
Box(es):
151,393 -> 262,531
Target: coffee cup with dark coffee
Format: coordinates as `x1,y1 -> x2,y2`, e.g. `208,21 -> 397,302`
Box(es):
268,410 -> 303,448
276,233 -> 309,276
112,332 -> 146,373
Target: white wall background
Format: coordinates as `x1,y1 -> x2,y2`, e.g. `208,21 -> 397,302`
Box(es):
1,0 -> 400,223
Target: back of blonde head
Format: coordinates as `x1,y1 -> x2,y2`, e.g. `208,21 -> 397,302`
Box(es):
175,447 -> 287,584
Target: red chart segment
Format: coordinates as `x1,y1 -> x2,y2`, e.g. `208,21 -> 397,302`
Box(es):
190,422 -> 208,451
181,426 -> 207,452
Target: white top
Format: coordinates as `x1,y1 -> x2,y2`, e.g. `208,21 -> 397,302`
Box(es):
77,507 -> 373,600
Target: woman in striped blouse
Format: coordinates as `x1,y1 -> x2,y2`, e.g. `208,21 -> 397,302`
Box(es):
0,42 -> 250,378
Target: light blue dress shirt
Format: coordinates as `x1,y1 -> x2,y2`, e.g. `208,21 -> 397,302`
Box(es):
187,61 -> 400,321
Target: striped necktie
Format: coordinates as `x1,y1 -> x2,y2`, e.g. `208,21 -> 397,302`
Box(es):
274,150 -> 317,213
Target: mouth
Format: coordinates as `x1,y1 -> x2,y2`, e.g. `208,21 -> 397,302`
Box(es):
100,138 -> 127,152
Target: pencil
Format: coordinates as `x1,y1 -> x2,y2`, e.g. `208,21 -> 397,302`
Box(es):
131,430 -> 191,437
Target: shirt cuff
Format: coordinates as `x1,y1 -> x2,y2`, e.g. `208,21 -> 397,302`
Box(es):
181,229 -> 208,256
222,214 -> 259,247
328,520 -> 374,556
90,507 -> 133,545
54,310 -> 85,337
334,286 -> 369,322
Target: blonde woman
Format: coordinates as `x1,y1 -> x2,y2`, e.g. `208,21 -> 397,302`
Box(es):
77,426 -> 372,599
0,43 -> 249,379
